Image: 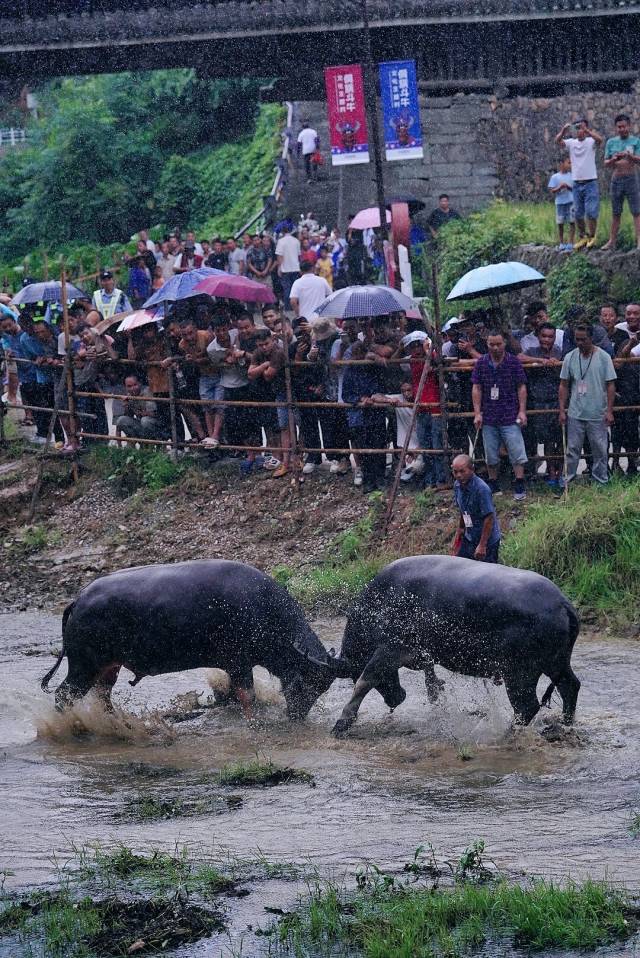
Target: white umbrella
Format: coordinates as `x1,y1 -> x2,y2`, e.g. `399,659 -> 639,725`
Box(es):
315,285 -> 414,319
446,262 -> 545,302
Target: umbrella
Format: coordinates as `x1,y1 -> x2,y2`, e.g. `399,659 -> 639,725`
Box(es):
386,194 -> 426,215
446,262 -> 545,302
116,309 -> 163,333
348,207 -> 392,230
193,274 -> 276,304
143,267 -> 227,309
315,285 -> 414,319
11,280 -> 87,306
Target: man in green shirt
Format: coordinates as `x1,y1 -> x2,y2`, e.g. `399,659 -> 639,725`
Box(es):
602,113 -> 640,250
559,323 -> 616,485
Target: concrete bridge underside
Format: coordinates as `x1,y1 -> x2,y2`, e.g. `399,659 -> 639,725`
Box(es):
1,0 -> 639,96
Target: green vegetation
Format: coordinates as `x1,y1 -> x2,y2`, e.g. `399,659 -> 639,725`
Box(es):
0,888 -> 222,955
629,812 -> 640,837
216,759 -> 315,788
0,70 -> 282,286
274,870 -> 634,957
278,492 -> 394,610
0,844 -> 235,955
122,792 -> 240,822
4,523 -> 61,556
545,254 -> 606,325
433,199 -> 640,317
85,445 -> 190,494
501,478 -> 640,622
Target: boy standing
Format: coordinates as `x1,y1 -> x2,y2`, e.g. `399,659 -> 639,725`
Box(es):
548,155 -> 575,251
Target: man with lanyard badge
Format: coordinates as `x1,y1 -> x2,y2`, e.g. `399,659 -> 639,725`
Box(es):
451,454 -> 501,563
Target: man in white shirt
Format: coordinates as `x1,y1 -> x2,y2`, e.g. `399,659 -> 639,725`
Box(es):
297,122 -> 319,183
555,118 -> 604,250
226,237 -> 245,275
289,261 -> 331,320
275,225 -> 301,311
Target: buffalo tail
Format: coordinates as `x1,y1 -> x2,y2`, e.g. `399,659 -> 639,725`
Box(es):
41,600 -> 74,693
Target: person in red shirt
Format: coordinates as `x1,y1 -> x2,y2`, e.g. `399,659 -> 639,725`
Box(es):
299,238 -> 318,268
404,331 -> 447,489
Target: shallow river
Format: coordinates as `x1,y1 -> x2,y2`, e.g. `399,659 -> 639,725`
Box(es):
1,612 -> 640,955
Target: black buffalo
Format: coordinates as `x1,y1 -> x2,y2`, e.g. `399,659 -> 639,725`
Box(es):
332,555 -> 580,737
41,560 -> 343,718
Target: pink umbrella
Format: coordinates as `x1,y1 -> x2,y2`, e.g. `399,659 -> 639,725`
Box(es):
349,207 -> 392,230
116,309 -> 162,333
194,274 -> 276,304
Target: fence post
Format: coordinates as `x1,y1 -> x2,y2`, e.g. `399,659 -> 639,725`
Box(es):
167,372 -> 179,462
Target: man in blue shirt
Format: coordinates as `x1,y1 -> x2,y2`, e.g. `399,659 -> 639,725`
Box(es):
602,113 -> 640,250
452,454 -> 501,563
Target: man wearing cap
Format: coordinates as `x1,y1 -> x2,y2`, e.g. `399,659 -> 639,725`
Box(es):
289,261 -> 332,322
451,454 -> 501,562
92,271 -> 131,319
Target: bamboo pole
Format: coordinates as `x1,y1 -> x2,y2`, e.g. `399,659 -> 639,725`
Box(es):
383,356 -> 435,535
167,373 -> 179,462
430,260 -> 451,474
281,320 -> 299,487
28,354 -> 73,522
61,263 -> 79,481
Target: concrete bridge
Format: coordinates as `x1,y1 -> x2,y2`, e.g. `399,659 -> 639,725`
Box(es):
3,0 -> 640,96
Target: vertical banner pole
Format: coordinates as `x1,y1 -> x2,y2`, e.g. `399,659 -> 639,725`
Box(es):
361,0 -> 388,244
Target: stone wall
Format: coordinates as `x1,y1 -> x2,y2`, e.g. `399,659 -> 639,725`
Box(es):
291,84 -> 640,227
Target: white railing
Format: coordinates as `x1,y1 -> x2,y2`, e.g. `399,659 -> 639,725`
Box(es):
0,128 -> 28,148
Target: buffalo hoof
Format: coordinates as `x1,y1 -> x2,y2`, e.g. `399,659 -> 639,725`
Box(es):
332,718 -> 352,738
383,686 -> 407,711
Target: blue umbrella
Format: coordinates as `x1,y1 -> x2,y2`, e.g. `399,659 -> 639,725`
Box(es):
143,266 -> 227,308
446,262 -> 545,302
11,280 -> 88,306
315,285 -> 415,319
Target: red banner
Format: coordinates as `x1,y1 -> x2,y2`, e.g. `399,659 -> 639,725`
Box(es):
324,65 -> 369,166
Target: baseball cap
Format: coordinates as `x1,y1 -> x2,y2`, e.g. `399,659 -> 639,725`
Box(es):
401,330 -> 429,347
99,270 -> 113,280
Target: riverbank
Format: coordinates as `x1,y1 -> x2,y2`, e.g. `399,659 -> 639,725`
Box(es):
1,442 -> 638,628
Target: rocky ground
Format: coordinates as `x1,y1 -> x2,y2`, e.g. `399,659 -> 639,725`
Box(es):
0,444 -> 456,612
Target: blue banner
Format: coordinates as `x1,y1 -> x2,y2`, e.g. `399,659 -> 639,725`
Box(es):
379,59 -> 423,161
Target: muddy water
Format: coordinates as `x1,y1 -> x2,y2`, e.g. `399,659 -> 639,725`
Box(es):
1,612 -> 640,956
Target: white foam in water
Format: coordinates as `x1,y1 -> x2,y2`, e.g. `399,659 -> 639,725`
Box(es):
33,694 -> 176,745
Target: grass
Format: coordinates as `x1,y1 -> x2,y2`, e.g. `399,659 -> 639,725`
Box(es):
4,524 -> 61,556
278,493 -> 393,610
629,812 -> 640,837
84,445 -> 190,495
121,792 -> 240,821
0,888 -> 222,955
501,477 -> 640,623
215,759 -> 315,788
274,873 -> 635,957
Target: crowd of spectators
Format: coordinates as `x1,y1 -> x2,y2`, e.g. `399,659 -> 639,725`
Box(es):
2,237 -> 639,499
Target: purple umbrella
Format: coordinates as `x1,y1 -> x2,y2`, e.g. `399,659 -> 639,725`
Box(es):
143,267 -> 227,308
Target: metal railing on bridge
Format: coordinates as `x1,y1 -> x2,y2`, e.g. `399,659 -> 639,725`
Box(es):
0,128 -> 28,148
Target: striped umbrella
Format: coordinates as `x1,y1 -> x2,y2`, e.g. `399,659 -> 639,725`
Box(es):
315,285 -> 415,319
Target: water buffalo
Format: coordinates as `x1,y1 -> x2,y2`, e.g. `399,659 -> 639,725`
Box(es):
41,559 -> 343,719
331,555 -> 580,737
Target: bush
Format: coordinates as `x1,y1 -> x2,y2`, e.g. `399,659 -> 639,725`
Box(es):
545,256 -> 605,325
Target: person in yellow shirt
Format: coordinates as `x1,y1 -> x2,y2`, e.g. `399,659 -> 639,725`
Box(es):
315,246 -> 334,289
